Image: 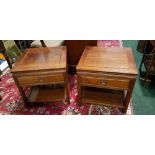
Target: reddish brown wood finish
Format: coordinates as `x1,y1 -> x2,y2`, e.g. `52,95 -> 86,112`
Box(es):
78,75 -> 130,90
77,46 -> 137,75
77,46 -> 138,113
17,74 -> 64,86
11,46 -> 66,73
11,46 -> 70,106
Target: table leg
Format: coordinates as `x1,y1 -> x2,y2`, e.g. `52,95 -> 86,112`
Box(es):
13,77 -> 29,107
18,86 -> 29,106
65,72 -> 70,104
123,79 -> 136,113
77,77 -> 82,105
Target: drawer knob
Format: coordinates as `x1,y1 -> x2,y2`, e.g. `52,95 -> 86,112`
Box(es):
100,80 -> 107,85
38,78 -> 44,82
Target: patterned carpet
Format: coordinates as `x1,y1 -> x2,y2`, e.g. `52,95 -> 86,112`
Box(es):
0,40 -> 133,115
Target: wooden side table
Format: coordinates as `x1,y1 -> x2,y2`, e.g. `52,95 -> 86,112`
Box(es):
76,47 -> 138,113
11,46 -> 70,107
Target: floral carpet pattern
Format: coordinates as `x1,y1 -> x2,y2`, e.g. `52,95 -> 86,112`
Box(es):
0,40 -> 133,115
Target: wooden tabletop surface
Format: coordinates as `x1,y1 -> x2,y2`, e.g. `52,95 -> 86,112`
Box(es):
77,46 -> 138,75
11,46 -> 67,73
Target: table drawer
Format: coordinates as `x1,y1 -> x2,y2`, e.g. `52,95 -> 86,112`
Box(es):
18,74 -> 64,86
80,76 -> 130,90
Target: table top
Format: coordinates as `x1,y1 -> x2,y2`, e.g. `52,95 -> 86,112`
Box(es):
11,46 -> 66,73
76,46 -> 138,75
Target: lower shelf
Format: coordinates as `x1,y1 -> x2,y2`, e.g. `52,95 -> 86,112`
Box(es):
82,87 -> 125,109
28,85 -> 65,103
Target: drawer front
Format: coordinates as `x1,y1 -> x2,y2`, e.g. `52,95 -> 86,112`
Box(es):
80,76 -> 130,90
18,74 -> 64,86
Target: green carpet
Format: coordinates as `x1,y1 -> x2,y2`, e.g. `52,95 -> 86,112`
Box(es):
123,40 -> 155,114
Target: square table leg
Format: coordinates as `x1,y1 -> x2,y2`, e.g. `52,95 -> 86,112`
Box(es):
65,72 -> 70,104
13,76 -> 29,107
77,74 -> 82,105
123,79 -> 136,113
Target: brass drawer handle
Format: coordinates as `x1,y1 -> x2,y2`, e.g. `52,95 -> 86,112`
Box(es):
100,80 -> 108,85
38,78 -> 44,83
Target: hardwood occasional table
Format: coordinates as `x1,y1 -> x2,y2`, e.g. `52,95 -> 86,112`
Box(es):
11,46 -> 69,107
76,46 -> 138,113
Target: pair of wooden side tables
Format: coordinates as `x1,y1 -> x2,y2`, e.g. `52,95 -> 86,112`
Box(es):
11,46 -> 137,113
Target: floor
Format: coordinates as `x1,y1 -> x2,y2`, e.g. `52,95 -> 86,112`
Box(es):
123,40 -> 155,114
